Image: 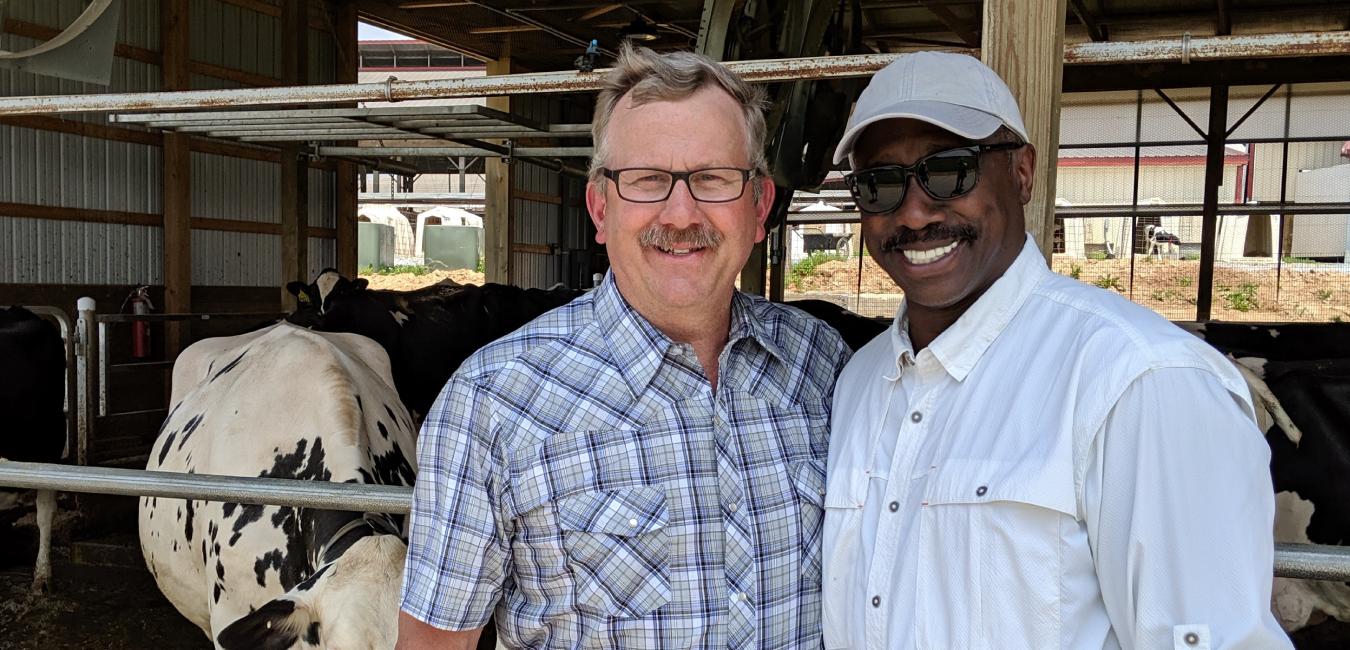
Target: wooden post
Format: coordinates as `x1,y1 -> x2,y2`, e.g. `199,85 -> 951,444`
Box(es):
162,0 -> 190,354
485,57 -> 514,285
1196,84 -> 1229,321
983,0 -> 1068,263
280,0 -> 310,310
335,1 -> 359,278
740,242 -> 767,296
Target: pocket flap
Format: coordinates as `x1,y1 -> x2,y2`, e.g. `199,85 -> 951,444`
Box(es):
791,459 -> 827,507
556,485 -> 668,536
923,459 -> 1077,517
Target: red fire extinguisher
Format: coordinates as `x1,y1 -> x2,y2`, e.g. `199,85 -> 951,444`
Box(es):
130,285 -> 154,358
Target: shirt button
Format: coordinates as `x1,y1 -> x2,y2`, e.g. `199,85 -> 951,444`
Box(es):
1184,633 -> 1199,646
910,411 -> 922,423
727,502 -> 739,513
871,595 -> 881,607
975,486 -> 988,497
629,518 -> 639,527
889,501 -> 899,512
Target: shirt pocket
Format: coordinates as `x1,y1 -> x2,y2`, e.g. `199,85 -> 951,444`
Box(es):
556,485 -> 672,618
916,458 -> 1076,650
790,459 -> 828,586
822,474 -> 865,650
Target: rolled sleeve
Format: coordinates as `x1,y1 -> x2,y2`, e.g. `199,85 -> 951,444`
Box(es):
1085,367 -> 1292,649
400,374 -> 510,630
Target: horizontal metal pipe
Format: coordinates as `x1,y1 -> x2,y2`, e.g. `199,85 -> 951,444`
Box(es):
2,462 -> 1349,580
319,146 -> 594,158
0,461 -> 412,514
2,32 -> 1347,116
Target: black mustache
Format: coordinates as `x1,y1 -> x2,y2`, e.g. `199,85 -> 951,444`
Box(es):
880,224 -> 979,253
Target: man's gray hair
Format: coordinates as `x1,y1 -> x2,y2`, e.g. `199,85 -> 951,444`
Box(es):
589,43 -> 770,198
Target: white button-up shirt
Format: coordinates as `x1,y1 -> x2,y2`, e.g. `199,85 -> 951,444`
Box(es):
822,235 -> 1291,650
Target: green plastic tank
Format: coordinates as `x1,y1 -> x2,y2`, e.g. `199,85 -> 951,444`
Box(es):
423,225 -> 483,271
358,222 -> 396,271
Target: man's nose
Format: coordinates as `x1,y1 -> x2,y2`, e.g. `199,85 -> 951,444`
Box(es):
658,178 -> 701,228
890,174 -> 946,230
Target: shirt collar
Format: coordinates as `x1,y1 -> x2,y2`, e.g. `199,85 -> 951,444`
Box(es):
889,233 -> 1047,383
594,271 -> 784,395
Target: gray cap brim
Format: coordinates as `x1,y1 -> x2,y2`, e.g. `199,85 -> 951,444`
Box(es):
833,100 -> 1010,166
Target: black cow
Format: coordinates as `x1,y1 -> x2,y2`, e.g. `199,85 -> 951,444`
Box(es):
286,271 -> 889,422
1187,322 -> 1350,637
0,306 -> 66,594
286,271 -> 584,421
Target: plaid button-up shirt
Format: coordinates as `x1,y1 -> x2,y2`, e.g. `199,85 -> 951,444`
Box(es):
401,272 -> 851,650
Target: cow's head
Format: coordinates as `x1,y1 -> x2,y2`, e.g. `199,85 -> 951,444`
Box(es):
287,270 -> 399,357
215,534 -> 407,650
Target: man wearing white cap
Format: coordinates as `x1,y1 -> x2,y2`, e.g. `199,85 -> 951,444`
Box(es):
821,52 -> 1290,649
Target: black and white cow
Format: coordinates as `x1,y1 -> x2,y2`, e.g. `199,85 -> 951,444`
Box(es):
140,322 -> 421,649
0,305 -> 66,594
1186,321 -> 1350,634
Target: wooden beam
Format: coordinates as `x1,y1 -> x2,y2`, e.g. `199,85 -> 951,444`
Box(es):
398,1 -> 475,7
484,57 -> 515,285
919,0 -> 981,47
983,0 -> 1068,263
163,0 -> 192,354
0,201 -> 336,238
514,243 -> 552,255
213,0 -> 334,32
1067,0 -> 1107,42
513,189 -> 563,205
1217,0 -> 1233,36
470,25 -> 546,34
0,115 -> 161,146
336,1 -> 360,278
280,0 -> 311,310
580,4 -> 623,21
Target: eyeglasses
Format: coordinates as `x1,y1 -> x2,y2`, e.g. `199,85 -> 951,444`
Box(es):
845,143 -> 1024,215
601,167 -> 754,203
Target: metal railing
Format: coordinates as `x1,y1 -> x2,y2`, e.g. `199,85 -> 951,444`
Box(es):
0,459 -> 1347,581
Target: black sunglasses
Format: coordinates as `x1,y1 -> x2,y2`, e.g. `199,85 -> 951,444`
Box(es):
845,142 -> 1024,214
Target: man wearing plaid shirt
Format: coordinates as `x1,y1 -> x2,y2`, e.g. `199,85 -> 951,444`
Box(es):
396,43 -> 851,650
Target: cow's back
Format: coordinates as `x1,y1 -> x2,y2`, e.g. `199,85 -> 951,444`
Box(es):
139,323 -> 417,643
0,306 -> 65,463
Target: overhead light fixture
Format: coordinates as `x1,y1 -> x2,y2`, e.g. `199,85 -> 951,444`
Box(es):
617,15 -> 659,42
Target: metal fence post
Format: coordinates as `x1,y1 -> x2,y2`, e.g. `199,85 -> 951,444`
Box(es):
75,297 -> 96,466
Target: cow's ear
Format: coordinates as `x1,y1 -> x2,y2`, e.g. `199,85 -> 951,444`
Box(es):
286,282 -> 313,304
216,597 -> 311,650
351,278 -> 369,291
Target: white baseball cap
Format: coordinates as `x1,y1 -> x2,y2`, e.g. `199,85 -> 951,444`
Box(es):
834,51 -> 1029,166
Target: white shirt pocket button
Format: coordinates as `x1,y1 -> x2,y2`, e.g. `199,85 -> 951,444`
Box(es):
975,485 -> 988,497
1173,624 -> 1210,650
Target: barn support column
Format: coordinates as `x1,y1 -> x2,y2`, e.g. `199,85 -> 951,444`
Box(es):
1196,84 -> 1230,321
335,1 -> 360,278
280,0 -> 310,311
983,0 -> 1068,263
485,57 -> 515,285
162,0 -> 190,355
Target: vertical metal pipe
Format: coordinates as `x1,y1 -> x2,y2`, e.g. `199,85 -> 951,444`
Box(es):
1129,89 -> 1143,301
1196,84 -> 1229,321
75,298 -> 96,466
1276,85 -> 1293,304
459,156 -> 467,193
97,322 -> 107,418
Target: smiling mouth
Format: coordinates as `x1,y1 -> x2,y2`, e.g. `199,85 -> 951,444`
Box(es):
901,240 -> 960,265
653,245 -> 706,257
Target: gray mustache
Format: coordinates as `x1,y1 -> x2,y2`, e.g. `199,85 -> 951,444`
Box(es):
639,223 -> 724,250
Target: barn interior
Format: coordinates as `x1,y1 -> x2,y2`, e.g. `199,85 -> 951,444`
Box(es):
1,0 -> 1350,647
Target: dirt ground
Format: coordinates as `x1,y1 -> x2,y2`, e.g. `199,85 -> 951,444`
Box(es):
360,268 -> 485,291
0,559 -> 210,650
787,254 -> 1350,322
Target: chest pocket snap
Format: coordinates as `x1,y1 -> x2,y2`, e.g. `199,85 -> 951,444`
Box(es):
556,485 -> 672,618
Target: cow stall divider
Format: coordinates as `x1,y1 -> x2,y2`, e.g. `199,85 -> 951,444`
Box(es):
73,297 -> 289,467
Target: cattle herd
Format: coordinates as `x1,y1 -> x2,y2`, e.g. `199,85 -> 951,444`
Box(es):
2,271 -> 1349,648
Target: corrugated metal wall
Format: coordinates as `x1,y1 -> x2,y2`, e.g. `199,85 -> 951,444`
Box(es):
0,0 -> 339,287
510,94 -> 591,289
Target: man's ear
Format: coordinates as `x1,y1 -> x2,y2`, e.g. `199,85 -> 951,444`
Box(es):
586,180 -> 609,245
1016,143 -> 1037,206
753,178 -> 777,244
286,282 -> 312,304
